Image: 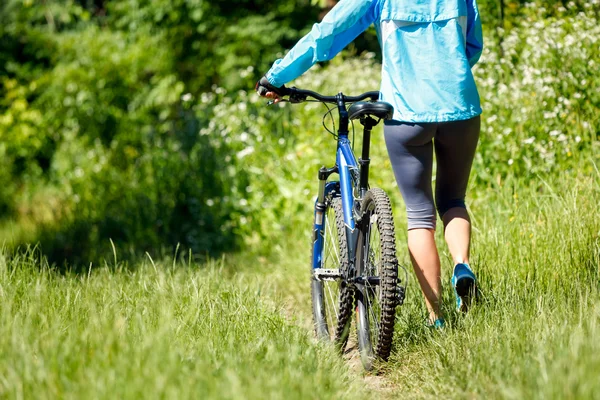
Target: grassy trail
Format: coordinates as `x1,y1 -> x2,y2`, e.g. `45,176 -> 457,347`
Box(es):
261,172 -> 600,399
0,172 -> 598,399
0,253 -> 373,399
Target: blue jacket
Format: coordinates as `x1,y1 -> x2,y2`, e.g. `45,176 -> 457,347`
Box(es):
265,0 -> 483,122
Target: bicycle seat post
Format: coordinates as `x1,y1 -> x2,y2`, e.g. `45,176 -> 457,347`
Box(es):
358,116 -> 377,198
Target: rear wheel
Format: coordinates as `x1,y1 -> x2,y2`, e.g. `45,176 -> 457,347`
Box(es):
311,197 -> 354,350
355,188 -> 399,370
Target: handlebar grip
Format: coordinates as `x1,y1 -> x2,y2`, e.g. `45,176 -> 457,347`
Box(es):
256,77 -> 290,97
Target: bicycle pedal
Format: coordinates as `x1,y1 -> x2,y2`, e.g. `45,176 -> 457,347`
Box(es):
313,268 -> 341,281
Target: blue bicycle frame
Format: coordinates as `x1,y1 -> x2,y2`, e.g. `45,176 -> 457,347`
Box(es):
311,94 -> 375,280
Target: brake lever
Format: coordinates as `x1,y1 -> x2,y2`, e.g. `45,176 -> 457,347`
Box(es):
267,99 -> 290,106
289,94 -> 307,104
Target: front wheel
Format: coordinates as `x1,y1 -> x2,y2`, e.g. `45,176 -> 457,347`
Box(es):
310,197 -> 354,351
355,188 -> 399,370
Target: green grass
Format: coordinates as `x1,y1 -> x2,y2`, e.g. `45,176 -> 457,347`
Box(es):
1,169 -> 598,400
260,169 -> 600,399
383,172 -> 600,399
0,170 -> 598,399
0,251 -> 369,400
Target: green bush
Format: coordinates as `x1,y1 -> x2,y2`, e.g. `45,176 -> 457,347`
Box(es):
473,9 -> 600,183
208,9 -> 600,251
0,1 -> 598,265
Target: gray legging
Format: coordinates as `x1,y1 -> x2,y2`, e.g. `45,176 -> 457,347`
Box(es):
383,116 -> 480,230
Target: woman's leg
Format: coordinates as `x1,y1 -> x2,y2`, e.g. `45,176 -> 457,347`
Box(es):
408,228 -> 442,322
442,208 -> 471,264
384,121 -> 442,322
434,116 -> 480,265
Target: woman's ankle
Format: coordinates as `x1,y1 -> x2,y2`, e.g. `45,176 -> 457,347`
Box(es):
428,311 -> 442,324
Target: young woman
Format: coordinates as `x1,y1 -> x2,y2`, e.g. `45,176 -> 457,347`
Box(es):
256,0 -> 483,327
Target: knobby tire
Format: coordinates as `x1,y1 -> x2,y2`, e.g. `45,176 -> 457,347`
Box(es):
355,188 -> 399,370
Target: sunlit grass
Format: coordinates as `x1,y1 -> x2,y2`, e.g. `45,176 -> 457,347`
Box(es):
0,252 -> 368,400
262,170 -> 600,398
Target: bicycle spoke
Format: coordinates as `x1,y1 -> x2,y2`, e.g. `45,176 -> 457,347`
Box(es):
324,207 -> 340,340
325,282 -> 339,340
322,209 -> 340,270
325,283 -> 339,318
325,215 -> 340,264
366,284 -> 380,337
325,284 -> 334,337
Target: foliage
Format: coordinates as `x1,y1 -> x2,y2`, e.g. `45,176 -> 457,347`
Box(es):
472,7 -> 600,183
106,0 -> 318,93
0,0 -> 317,262
0,0 -> 599,264
478,0 -> 600,30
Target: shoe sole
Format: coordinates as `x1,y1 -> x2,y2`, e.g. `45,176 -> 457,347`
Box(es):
455,277 -> 476,312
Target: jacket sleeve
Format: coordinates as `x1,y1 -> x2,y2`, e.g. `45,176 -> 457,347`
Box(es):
266,0 -> 380,87
465,0 -> 483,67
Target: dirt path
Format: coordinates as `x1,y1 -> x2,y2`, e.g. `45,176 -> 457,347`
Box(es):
259,266 -> 400,398
343,330 -> 398,399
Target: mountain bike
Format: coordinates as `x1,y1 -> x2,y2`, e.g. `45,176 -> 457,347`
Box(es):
269,87 -> 406,370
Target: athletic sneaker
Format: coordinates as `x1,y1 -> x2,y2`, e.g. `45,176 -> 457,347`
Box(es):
427,318 -> 445,329
451,263 -> 477,312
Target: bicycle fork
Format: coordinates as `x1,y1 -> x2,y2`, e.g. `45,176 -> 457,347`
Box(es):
312,167 -> 341,281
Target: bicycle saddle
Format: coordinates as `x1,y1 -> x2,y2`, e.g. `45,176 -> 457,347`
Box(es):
348,101 -> 394,122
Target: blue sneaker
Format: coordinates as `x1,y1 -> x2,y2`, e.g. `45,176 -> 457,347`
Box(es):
426,318 -> 445,330
451,263 -> 477,312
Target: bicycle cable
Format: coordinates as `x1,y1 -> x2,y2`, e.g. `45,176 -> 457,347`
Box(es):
351,119 -> 355,152
272,95 -> 360,147
321,102 -> 337,138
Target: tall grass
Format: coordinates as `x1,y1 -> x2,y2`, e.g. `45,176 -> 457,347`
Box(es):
0,252 -> 369,399
1,163 -> 596,400
385,169 -> 600,399
261,167 -> 600,398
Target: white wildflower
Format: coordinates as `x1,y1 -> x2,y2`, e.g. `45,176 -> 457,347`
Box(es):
237,147 -> 254,159
523,137 -> 535,144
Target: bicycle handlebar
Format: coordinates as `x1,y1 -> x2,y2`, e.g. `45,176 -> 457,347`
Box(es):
282,87 -> 379,104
